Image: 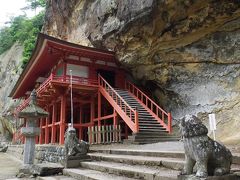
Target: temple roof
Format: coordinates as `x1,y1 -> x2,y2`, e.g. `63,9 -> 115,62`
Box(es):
9,33 -> 115,98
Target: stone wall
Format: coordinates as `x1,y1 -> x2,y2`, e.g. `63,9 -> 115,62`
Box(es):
7,144 -> 65,163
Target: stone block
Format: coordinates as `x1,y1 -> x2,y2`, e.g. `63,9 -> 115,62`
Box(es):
32,163 -> 64,176
65,155 -> 91,168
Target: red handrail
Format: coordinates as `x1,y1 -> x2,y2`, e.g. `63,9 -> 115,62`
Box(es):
98,75 -> 139,132
125,81 -> 172,133
53,75 -> 98,86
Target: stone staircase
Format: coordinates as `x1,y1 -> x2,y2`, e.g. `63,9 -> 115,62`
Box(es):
63,148 -> 240,180
63,149 -> 183,180
114,89 -> 180,144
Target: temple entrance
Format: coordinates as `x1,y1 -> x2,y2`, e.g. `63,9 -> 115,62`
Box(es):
97,70 -> 116,87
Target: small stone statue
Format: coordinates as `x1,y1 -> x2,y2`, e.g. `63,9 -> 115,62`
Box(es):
64,126 -> 89,158
179,115 -> 232,178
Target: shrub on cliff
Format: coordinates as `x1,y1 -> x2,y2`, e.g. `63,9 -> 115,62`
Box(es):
0,0 -> 45,68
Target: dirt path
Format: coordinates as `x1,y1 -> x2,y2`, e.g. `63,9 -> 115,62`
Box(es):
0,153 -> 22,180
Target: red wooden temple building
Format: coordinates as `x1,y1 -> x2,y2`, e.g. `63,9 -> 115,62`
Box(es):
10,33 -> 172,145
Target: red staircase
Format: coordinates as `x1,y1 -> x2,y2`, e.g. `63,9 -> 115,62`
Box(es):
99,75 -> 177,144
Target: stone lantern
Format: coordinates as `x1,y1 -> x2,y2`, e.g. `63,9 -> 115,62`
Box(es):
18,90 -> 48,165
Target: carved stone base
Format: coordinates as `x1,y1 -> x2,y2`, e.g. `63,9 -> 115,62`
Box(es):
18,163 -> 64,176
65,155 -> 91,168
33,163 -> 64,176
178,174 -> 239,180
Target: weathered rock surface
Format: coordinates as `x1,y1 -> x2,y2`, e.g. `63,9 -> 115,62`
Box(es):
42,0 -> 240,144
0,43 -> 23,140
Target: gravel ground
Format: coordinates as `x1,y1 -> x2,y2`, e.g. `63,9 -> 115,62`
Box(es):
0,153 -> 22,180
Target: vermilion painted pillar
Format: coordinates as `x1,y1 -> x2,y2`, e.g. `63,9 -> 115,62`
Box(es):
60,95 -> 66,144
78,127 -> 82,140
39,118 -> 43,144
89,97 -> 95,143
78,105 -> 82,139
51,103 -> 57,143
45,116 -> 49,144
79,105 -> 82,125
113,110 -> 118,126
91,97 -> 95,125
97,93 -> 101,143
97,92 -> 101,127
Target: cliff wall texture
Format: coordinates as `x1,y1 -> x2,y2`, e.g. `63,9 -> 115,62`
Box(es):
42,0 -> 240,144
0,43 -> 23,140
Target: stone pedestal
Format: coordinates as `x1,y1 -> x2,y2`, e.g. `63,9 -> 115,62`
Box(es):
65,155 -> 91,168
32,163 -> 64,176
21,124 -> 40,164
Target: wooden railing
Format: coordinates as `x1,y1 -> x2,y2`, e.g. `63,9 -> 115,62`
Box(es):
98,75 -> 139,133
52,74 -> 98,86
88,125 -> 121,144
125,81 -> 172,133
14,74 -> 98,115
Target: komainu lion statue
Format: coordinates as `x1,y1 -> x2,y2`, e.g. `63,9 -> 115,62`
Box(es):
180,115 -> 232,178
64,127 -> 89,157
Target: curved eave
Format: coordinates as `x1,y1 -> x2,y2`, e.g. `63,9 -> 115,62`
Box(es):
9,33 -> 116,99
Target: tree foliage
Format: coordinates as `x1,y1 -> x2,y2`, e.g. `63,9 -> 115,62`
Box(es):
22,0 -> 46,10
0,0 -> 46,68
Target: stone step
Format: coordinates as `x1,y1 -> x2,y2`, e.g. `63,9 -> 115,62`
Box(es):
63,168 -> 137,180
138,131 -> 169,135
128,136 -> 180,141
138,119 -> 160,122
138,114 -> 153,117
139,125 -> 165,128
88,153 -> 184,171
79,161 -> 179,180
129,134 -> 178,139
38,176 -> 77,180
139,128 -> 168,132
136,131 -> 170,135
132,139 -> 181,144
139,125 -> 164,128
138,121 -> 162,125
91,149 -> 185,159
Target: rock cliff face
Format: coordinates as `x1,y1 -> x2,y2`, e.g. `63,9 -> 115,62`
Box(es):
43,0 -> 239,143
0,43 -> 23,140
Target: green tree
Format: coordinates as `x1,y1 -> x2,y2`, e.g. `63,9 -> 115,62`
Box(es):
22,0 -> 46,10
0,27 -> 14,54
0,0 -> 45,68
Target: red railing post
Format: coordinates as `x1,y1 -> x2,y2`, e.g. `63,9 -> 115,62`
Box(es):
50,73 -> 53,80
168,113 -> 172,134
135,107 -> 139,132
